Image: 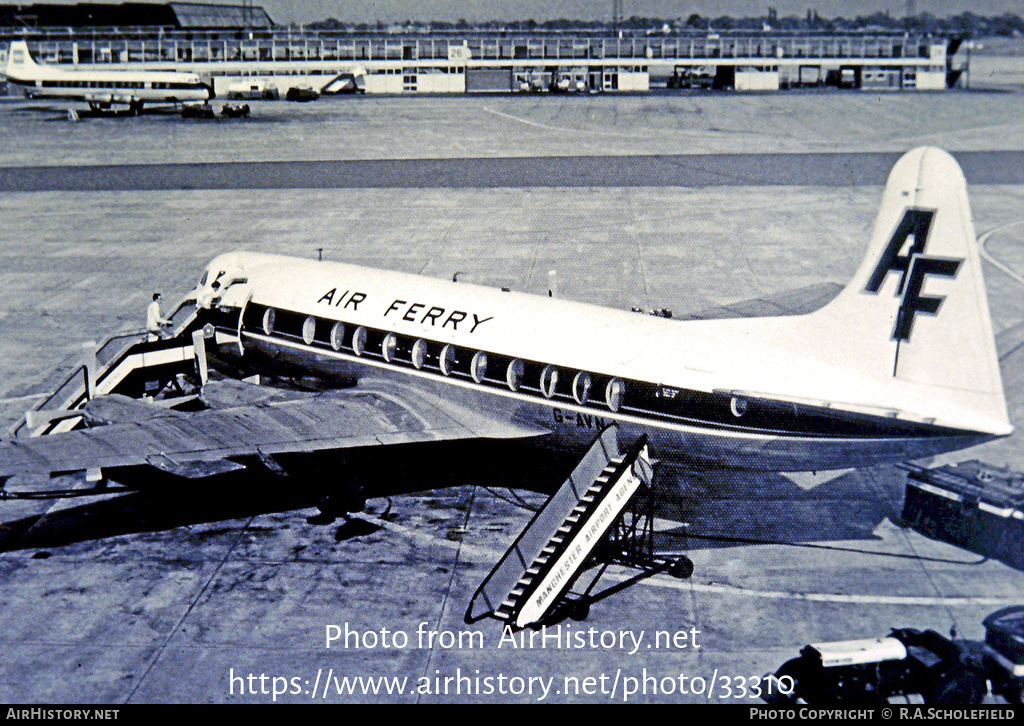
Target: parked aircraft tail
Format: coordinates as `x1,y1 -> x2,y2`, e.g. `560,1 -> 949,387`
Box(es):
5,41 -> 37,76
802,146 -> 1010,435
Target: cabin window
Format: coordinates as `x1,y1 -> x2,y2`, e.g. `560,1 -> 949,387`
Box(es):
440,344 -> 455,376
382,332 -> 398,362
330,321 -> 344,351
412,338 -> 427,369
572,371 -> 592,405
606,378 -> 625,412
262,308 -> 275,335
302,316 -> 316,345
506,359 -> 524,391
353,326 -> 367,356
540,365 -> 558,399
471,351 -> 488,383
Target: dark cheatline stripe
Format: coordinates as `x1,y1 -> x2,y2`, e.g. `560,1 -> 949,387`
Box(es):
0,152 -> 1021,192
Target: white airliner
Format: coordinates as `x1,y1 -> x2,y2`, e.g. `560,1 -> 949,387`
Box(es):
2,40 -> 212,112
0,147 -> 1011,493
0,146 -> 1008,628
188,146 -> 1011,473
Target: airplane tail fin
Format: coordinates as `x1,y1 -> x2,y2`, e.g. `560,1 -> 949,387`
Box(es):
5,41 -> 37,76
808,146 -> 1010,435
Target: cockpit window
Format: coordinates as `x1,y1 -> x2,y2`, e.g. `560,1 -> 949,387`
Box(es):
195,258 -> 248,309
203,268 -> 247,295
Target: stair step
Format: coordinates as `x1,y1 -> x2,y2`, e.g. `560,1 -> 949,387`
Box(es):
470,428 -> 648,629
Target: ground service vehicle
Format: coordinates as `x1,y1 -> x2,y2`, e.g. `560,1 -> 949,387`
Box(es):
226,79 -> 279,100
764,607 -> 1024,705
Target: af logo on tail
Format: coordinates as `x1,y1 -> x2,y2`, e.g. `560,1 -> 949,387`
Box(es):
864,208 -> 963,342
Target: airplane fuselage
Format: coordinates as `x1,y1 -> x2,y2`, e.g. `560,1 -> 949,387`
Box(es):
3,42 -> 212,108
7,68 -> 212,106
195,251 -> 996,472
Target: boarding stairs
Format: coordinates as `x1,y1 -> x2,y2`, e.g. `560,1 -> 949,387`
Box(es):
466,426 -> 692,629
320,71 -> 365,95
8,298 -> 204,438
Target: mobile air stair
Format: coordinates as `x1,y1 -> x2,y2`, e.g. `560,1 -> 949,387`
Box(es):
8,298 -> 205,439
465,426 -> 693,629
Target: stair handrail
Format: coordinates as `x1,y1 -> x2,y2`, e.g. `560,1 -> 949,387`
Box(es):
8,295 -> 198,437
464,425 -> 621,624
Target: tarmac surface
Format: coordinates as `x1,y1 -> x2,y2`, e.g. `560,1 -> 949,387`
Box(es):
2,151 -> 1024,191
0,90 -> 1022,704
3,86 -> 1024,167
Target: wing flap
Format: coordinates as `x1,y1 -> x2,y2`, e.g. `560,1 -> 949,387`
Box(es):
146,454 -> 247,479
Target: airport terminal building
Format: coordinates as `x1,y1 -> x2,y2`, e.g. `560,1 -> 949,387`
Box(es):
0,2 -> 966,96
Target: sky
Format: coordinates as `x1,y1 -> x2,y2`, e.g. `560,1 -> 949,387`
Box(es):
26,0 -> 1024,25
254,1 -> 1023,25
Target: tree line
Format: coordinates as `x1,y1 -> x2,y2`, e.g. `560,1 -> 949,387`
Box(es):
311,12 -> 1024,37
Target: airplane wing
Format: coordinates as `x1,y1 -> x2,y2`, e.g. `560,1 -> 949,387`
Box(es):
0,378 -> 549,492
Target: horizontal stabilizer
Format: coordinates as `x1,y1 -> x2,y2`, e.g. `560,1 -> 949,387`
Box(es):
679,282 -> 843,321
